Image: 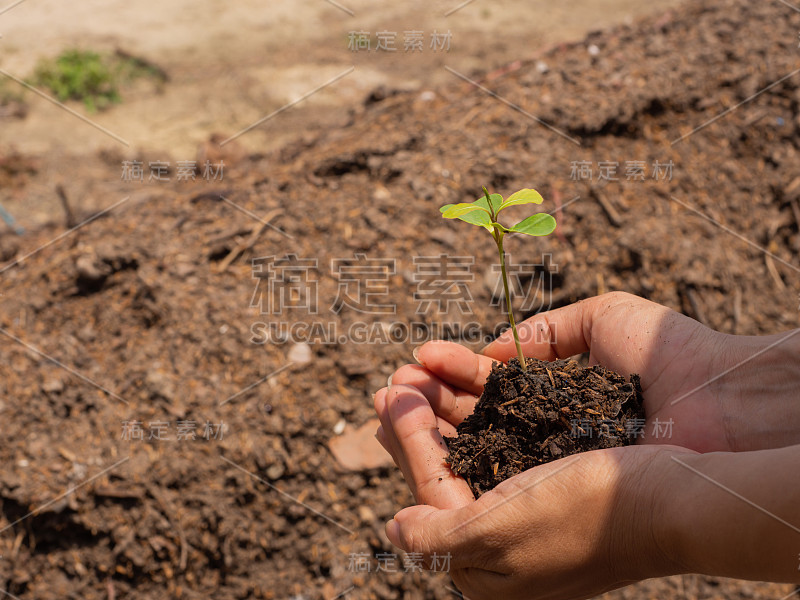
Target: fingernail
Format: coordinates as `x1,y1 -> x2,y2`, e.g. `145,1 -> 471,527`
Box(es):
412,345 -> 423,365
387,373 -> 393,388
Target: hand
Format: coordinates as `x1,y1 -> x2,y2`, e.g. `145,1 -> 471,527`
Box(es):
373,383 -> 690,600
373,292 -> 800,598
386,291 -> 800,453
482,290 -> 726,452
374,382 -> 800,597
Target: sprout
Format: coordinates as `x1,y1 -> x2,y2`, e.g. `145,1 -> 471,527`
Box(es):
440,187 -> 557,373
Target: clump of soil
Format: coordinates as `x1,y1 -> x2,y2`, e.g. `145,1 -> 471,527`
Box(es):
446,358 -> 645,497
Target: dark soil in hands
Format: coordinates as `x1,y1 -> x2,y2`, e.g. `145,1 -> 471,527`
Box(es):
446,358 -> 645,497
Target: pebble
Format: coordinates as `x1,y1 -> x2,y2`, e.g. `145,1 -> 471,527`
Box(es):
333,418 -> 346,435
42,378 -> 64,393
372,186 -> 391,201
287,342 -> 312,365
328,418 -> 395,471
76,255 -> 110,283
266,463 -> 285,480
146,369 -> 175,401
358,505 -> 376,522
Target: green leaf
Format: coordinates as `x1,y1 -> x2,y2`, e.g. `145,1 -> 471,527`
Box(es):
491,222 -> 512,234
440,203 -> 492,229
509,213 -> 557,236
475,193 -> 504,214
440,203 -> 489,219
498,188 -> 544,212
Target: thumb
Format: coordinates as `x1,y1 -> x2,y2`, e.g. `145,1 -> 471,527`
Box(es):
414,340 -> 496,396
385,504 -> 472,569
482,295 -> 606,361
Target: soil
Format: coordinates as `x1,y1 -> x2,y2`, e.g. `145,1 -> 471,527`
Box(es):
0,0 -> 686,169
447,358 -> 645,497
1,0 -> 799,598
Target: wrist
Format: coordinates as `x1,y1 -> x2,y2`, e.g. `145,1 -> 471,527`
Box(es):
652,446 -> 800,582
607,447 -> 691,582
646,448 -> 702,576
710,329 -> 800,451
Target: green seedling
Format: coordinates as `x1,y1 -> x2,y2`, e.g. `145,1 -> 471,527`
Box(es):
440,187 -> 557,373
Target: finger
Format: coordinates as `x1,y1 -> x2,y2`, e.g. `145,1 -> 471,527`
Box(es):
390,364 -> 479,427
376,386 -> 460,503
386,504 -> 479,572
375,425 -> 397,462
435,418 -> 458,438
387,385 -> 475,509
482,293 -> 633,361
375,390 -> 458,458
415,340 -> 499,396
379,420 -> 457,451
375,387 -> 408,475
376,424 -> 387,448
386,506 -> 460,562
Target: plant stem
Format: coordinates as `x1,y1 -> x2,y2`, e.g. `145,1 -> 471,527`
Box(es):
495,233 -> 527,372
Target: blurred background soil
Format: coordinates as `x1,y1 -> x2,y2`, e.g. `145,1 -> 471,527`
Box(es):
0,0 -> 685,224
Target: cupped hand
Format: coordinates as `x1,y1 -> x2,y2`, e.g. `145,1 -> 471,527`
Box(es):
374,292 -> 715,597
373,292 -> 798,598
373,382 -> 690,600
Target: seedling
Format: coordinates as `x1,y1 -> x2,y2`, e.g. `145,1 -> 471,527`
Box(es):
441,189 -> 644,498
440,187 -> 556,372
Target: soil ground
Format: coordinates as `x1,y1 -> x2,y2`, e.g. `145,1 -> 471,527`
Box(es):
0,0 -> 685,225
1,0 -> 686,154
1,0 -> 800,598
